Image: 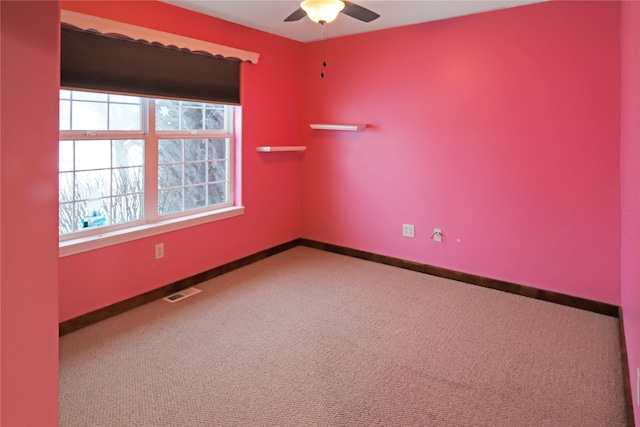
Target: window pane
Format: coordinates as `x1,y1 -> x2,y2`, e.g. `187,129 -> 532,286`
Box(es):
59,172 -> 74,203
156,100 -> 226,131
158,139 -> 183,164
185,185 -> 206,210
59,203 -> 75,235
72,91 -> 108,102
63,90 -> 142,131
207,182 -> 227,206
72,101 -> 108,130
109,94 -> 140,104
158,189 -> 183,215
112,167 -> 143,196
185,139 -> 206,162
157,136 -> 230,216
158,164 -> 183,189
207,161 -> 227,182
59,137 -> 145,235
109,103 -> 141,130
60,140 -> 74,172
205,107 -> 225,130
112,193 -> 143,224
156,99 -> 180,130
74,170 -> 110,203
112,140 -> 144,167
207,138 -> 228,160
76,140 -> 111,171
60,100 -> 71,131
185,163 -> 206,185
181,107 -> 203,130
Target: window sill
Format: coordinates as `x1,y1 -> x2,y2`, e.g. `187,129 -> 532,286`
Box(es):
59,206 -> 245,257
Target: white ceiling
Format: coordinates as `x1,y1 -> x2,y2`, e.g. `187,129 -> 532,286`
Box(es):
160,0 -> 547,43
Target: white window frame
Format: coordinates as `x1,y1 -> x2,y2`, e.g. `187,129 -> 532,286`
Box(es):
59,91 -> 243,257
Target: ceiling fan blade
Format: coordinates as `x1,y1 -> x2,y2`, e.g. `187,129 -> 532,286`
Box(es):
341,1 -> 380,23
284,7 -> 307,22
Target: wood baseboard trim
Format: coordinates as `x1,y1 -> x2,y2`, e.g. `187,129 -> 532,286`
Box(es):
59,239 -> 300,336
60,237 -> 619,329
297,238 -> 619,318
619,307 -> 636,427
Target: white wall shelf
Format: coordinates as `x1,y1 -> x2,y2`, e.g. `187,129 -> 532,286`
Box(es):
256,146 -> 307,152
309,123 -> 366,131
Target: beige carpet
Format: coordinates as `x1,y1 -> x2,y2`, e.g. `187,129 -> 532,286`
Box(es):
59,247 -> 627,426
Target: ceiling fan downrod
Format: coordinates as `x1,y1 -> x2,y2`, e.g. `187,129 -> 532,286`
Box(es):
320,23 -> 326,78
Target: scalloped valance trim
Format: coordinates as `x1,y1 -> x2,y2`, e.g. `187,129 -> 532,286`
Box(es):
60,10 -> 259,64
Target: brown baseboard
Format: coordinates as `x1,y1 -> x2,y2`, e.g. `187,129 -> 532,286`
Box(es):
60,237 -> 620,331
619,308 -> 636,427
297,238 -> 619,318
59,239 -> 300,336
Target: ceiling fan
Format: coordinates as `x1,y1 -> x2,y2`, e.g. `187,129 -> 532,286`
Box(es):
286,0 -> 379,78
284,0 -> 380,25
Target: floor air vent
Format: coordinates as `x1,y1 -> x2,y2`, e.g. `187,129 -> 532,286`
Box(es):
163,287 -> 202,303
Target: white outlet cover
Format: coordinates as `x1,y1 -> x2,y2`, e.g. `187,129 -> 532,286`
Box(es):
402,224 -> 415,238
154,243 -> 164,259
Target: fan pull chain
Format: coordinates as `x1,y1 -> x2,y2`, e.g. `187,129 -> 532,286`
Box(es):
320,23 -> 326,78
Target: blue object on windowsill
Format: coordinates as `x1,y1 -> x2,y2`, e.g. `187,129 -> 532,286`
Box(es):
81,212 -> 106,229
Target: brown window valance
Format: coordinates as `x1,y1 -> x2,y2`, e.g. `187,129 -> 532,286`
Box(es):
60,11 -> 259,105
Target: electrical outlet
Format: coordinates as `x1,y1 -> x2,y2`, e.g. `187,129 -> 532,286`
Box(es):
433,228 -> 442,242
402,224 -> 415,238
155,243 -> 164,259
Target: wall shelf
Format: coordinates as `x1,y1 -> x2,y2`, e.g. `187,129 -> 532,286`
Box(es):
309,123 -> 366,131
256,146 -> 306,152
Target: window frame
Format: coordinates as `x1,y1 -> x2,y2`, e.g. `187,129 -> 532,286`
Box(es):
59,89 -> 243,257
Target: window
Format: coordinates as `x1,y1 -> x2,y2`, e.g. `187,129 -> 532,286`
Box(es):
59,89 -> 236,241
59,15 -> 254,255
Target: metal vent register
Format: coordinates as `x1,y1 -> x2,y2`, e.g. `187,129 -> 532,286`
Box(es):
163,287 -> 202,303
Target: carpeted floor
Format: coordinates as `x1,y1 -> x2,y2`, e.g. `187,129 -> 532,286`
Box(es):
59,247 -> 627,426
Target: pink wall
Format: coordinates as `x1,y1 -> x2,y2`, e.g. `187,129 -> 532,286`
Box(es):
0,1 -> 60,424
58,1 -> 304,321
0,1 -> 630,424
621,1 -> 640,423
300,1 -> 622,305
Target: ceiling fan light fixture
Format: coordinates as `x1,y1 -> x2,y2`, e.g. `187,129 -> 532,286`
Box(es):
300,0 -> 345,23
